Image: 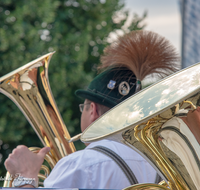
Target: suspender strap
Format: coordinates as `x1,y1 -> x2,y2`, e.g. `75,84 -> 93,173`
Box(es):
90,145 -> 138,185
155,173 -> 162,184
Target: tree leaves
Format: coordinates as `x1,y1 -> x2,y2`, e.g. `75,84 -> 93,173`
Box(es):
0,0 -> 146,184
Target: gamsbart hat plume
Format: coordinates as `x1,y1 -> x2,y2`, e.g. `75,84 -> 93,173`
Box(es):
75,30 -> 180,108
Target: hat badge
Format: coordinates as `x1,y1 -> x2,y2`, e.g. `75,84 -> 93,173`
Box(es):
118,81 -> 130,96
107,80 -> 116,90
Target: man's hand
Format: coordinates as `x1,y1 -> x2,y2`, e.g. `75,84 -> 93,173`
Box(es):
4,145 -> 50,179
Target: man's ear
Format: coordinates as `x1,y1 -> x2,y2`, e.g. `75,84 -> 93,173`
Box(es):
90,102 -> 100,122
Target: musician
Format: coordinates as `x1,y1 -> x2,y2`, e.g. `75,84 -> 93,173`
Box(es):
5,30 -> 179,189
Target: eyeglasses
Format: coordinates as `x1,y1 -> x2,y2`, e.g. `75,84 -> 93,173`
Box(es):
79,103 -> 91,112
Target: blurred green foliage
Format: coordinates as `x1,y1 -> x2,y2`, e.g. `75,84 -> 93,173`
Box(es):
0,0 -> 146,185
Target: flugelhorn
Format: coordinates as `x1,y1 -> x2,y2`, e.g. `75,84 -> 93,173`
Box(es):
1,52 -> 78,187
81,62 -> 200,190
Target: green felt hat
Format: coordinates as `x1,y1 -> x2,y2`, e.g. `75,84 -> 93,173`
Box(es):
75,67 -> 139,108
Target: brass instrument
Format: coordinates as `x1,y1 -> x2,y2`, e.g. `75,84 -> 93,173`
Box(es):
81,62 -> 200,190
1,52 -> 78,187
2,51 -> 200,189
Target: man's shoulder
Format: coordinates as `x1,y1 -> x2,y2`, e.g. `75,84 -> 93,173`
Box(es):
85,139 -> 145,161
57,139 -> 146,167
55,141 -> 112,169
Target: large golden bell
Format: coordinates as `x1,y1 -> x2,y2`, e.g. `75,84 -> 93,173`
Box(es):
1,52 -> 76,187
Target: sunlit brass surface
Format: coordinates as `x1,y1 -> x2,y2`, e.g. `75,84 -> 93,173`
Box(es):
3,172 -> 12,187
81,63 -> 200,189
123,183 -> 170,190
1,52 -> 76,187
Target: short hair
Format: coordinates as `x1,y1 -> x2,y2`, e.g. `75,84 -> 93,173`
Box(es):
85,99 -> 110,116
96,103 -> 110,116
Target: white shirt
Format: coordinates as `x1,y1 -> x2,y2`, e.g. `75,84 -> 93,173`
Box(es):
44,139 -> 157,189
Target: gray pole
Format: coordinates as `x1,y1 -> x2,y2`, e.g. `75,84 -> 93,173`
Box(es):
181,0 -> 186,68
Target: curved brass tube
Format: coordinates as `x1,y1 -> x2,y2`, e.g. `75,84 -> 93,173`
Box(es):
1,52 -> 78,187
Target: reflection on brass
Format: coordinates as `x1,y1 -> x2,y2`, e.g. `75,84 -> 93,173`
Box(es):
123,183 -> 170,190
1,52 -> 80,187
181,100 -> 196,110
158,180 -> 168,187
81,63 -> 200,190
66,133 -> 82,142
123,98 -> 200,190
2,172 -> 12,187
132,112 -> 189,189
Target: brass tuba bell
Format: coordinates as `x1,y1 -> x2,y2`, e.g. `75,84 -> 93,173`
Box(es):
81,62 -> 200,190
1,52 -> 78,187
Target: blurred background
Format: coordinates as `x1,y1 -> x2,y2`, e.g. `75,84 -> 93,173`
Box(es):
125,0 -> 181,56
0,0 -> 199,185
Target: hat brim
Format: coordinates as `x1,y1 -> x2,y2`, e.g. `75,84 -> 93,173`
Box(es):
75,89 -> 116,108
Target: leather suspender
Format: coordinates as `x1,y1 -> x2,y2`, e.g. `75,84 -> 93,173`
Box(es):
90,145 -> 138,185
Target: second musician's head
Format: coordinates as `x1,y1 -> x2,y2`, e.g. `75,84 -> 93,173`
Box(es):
75,30 -> 180,132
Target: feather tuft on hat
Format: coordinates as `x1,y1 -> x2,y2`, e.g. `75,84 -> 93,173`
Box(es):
75,30 -> 180,108
99,30 -> 180,91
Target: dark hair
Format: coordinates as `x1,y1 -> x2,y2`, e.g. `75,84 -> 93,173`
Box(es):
85,99 -> 110,116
